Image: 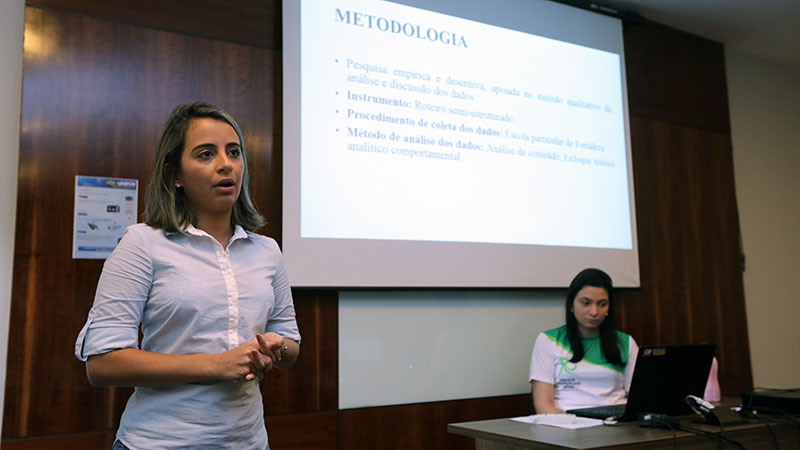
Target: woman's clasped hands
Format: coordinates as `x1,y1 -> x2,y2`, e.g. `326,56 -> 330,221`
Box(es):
216,332 -> 286,383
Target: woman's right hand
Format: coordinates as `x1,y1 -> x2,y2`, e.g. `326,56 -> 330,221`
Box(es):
212,338 -> 273,382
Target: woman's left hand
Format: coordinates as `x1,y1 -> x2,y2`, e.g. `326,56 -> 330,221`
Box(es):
242,333 -> 283,381
255,332 -> 299,370
256,332 -> 285,362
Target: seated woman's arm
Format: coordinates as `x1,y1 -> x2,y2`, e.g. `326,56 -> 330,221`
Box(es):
532,380 -> 561,414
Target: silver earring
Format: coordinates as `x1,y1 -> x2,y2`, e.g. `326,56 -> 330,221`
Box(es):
175,182 -> 182,188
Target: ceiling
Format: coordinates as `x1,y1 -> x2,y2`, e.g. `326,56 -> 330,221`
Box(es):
599,0 -> 800,69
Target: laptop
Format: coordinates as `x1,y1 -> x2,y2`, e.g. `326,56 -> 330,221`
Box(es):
566,344 -> 716,421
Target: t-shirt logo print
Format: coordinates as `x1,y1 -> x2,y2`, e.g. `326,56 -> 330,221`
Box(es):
557,357 -> 577,376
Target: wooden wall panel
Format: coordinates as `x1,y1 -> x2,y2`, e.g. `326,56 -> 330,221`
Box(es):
2,431 -> 116,450
616,116 -> 752,395
624,21 -> 731,134
265,411 -> 338,450
26,0 -> 281,50
4,5 -> 283,438
338,395 -> 530,450
263,290 -> 339,415
613,18 -> 751,396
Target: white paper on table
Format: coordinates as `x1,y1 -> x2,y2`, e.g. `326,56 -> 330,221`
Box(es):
510,414 -> 604,429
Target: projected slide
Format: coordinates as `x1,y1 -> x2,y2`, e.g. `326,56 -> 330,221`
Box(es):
300,0 -> 632,249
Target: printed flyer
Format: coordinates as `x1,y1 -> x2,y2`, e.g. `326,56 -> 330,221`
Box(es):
72,175 -> 138,259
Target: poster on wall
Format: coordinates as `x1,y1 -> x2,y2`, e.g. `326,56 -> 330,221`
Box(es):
72,175 -> 138,259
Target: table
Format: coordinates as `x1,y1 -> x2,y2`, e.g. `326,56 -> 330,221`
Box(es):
448,416 -> 800,449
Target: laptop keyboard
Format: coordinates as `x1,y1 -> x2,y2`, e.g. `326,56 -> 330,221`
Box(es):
568,404 -> 625,419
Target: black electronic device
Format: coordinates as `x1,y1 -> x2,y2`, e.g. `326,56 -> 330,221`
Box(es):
685,395 -> 747,426
567,344 -> 715,421
742,388 -> 800,414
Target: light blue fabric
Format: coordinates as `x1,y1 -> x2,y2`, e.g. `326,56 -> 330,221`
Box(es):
76,223 -> 300,450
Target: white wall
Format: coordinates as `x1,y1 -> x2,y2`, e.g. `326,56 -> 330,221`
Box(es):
339,290 -> 564,408
726,50 -> 800,389
0,0 -> 25,439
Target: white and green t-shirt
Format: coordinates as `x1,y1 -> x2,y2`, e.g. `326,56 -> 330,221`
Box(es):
529,325 -> 638,412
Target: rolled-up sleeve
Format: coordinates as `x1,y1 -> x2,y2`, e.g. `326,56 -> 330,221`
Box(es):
263,242 -> 301,344
75,226 -> 153,361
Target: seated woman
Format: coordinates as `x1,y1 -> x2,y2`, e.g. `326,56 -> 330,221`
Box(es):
529,268 -> 638,414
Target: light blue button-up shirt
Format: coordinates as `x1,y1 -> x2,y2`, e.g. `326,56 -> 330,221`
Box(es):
75,223 -> 301,450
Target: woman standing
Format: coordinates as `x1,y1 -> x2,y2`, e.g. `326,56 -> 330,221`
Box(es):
529,268 -> 637,414
75,102 -> 300,449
